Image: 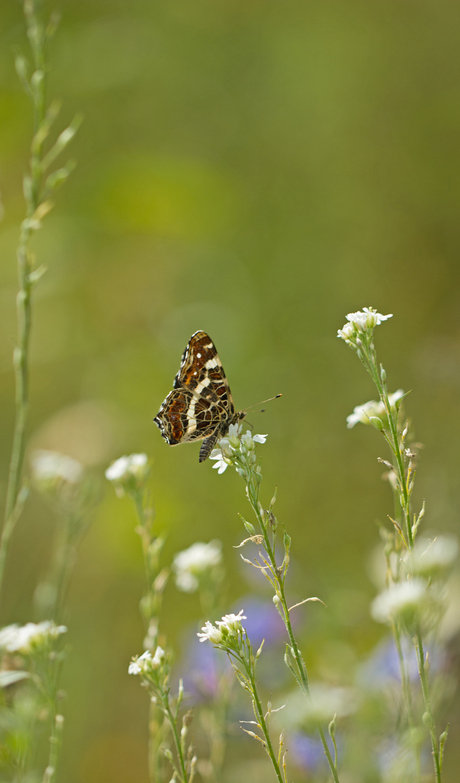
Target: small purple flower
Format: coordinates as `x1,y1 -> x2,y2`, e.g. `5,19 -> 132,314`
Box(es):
290,732 -> 333,772
234,597 -> 286,649
358,636 -> 444,690
176,630 -> 231,701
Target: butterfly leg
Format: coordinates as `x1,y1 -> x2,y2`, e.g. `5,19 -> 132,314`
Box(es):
199,429 -> 220,462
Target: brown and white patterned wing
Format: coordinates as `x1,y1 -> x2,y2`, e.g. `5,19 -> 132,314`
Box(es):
173,330 -> 234,414
153,331 -> 235,454
154,387 -> 220,445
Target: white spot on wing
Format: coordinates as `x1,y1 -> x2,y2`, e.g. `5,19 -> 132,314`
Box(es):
205,359 -> 219,369
187,397 -> 197,434
195,376 -> 211,394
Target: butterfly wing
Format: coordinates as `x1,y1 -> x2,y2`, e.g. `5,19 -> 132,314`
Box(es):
154,331 -> 235,451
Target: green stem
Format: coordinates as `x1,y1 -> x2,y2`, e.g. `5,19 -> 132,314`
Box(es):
247,477 -> 340,783
43,714 -> 64,783
165,703 -> 188,783
243,659 -> 284,783
367,345 -> 412,548
392,621 -> 415,728
415,630 -> 441,783
1,0 -> 47,600
392,621 -> 421,781
52,514 -> 77,624
148,702 -> 166,783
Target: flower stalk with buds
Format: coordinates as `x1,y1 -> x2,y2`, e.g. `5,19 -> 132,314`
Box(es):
198,611 -> 286,783
106,454 -> 174,781
339,307 -> 454,783
129,646 -> 197,783
210,427 -> 340,782
106,454 -> 167,650
0,620 -> 68,782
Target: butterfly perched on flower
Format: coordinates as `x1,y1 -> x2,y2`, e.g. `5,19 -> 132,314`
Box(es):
154,331 -> 246,462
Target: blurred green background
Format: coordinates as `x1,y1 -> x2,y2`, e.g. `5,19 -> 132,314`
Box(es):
1,1 -> 460,781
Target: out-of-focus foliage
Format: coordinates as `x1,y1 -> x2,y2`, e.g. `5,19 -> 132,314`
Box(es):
1,1 -> 460,781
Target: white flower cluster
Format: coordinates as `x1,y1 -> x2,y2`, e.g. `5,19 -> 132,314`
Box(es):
128,645 -> 165,675
31,450 -> 83,486
105,453 -> 149,496
338,307 -> 392,345
279,683 -> 357,732
407,535 -> 459,579
173,540 -> 222,593
371,579 -> 429,626
197,609 -> 246,645
0,620 -> 67,655
346,390 -> 404,428
210,423 -> 267,475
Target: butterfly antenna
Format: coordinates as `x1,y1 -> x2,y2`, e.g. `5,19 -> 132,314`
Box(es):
243,393 -> 282,414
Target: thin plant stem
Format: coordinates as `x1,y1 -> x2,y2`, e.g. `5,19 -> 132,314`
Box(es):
246,475 -> 340,783
148,701 -> 167,783
392,621 -> 415,729
242,658 -> 284,783
355,328 -> 442,781
165,703 -> 188,783
43,713 -> 64,783
2,0 -> 47,599
415,630 -> 441,783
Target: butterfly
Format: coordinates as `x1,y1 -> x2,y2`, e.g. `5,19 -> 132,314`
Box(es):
154,331 -> 246,462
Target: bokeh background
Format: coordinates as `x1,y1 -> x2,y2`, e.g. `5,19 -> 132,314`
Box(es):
1,1 -> 460,781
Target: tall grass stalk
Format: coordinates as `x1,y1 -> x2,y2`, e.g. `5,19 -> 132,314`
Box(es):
1,0 -> 80,601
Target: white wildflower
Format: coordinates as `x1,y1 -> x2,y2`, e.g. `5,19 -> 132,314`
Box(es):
408,535 -> 459,579
197,620 -> 223,644
105,453 -> 149,496
347,400 -> 382,428
338,307 -> 392,342
31,450 -> 83,484
128,646 -> 164,676
347,307 -> 392,330
0,625 -> 22,650
210,426 -> 268,475
346,390 -> 404,428
216,609 -> 247,635
278,684 -> 357,732
198,610 -> 247,645
173,540 -> 222,593
228,423 -> 241,437
128,650 -> 152,675
371,579 -> 428,626
151,645 -> 165,668
0,621 -> 67,654
210,450 -> 229,474
337,321 -> 355,344
105,453 -> 147,481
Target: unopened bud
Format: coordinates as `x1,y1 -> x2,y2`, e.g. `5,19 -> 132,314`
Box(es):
328,714 -> 337,740
422,711 -> 433,728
